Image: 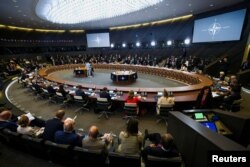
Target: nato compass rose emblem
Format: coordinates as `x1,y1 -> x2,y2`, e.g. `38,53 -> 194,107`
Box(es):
202,19 -> 230,40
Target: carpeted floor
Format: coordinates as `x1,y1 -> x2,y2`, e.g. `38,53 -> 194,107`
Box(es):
7,80 -> 167,136
49,69 -> 186,88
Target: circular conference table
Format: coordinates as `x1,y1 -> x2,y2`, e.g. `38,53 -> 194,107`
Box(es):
111,70 -> 137,82
38,63 -> 213,103
73,67 -> 87,77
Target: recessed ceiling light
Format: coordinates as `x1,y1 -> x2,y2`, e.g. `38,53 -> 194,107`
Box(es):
23,14 -> 27,17
210,4 -> 214,7
188,4 -> 192,7
18,10 -> 22,13
166,4 -> 169,6
14,6 -> 18,8
12,0 -> 18,3
8,16 -> 12,19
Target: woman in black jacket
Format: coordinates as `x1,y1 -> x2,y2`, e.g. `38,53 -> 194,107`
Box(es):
195,86 -> 213,109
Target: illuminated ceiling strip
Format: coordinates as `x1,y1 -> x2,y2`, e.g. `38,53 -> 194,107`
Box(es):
0,24 -> 83,33
69,30 -> 85,33
34,29 -> 65,33
110,14 -> 193,30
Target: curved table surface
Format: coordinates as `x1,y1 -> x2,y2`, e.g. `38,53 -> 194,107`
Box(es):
38,64 -> 213,102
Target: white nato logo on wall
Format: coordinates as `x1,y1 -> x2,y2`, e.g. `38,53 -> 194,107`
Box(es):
36,0 -> 163,24
202,19 -> 230,40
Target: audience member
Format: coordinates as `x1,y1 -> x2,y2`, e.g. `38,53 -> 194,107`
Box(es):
195,86 -> 213,109
99,87 -> 111,102
57,84 -> 68,98
219,57 -> 229,76
156,89 -> 175,115
17,115 -> 36,135
43,110 -> 65,142
54,118 -> 82,146
75,85 -> 86,98
0,110 -> 17,132
241,60 -> 250,71
126,90 -> 140,104
141,131 -> 179,162
117,119 -> 143,154
82,125 -> 112,155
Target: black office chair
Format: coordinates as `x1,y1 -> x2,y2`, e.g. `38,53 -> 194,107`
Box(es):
123,103 -> 138,121
21,135 -> 47,159
2,129 -> 23,150
228,98 -> 243,112
73,146 -> 107,167
96,98 -> 112,119
44,140 -> 73,166
156,104 -> 173,125
146,155 -> 183,167
73,95 -> 90,114
108,152 -> 141,167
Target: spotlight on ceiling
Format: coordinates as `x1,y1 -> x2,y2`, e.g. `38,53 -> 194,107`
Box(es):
110,43 -> 114,48
122,43 -> 126,48
184,38 -> 191,45
167,40 -> 172,46
136,42 -> 140,47
36,0 -> 163,24
151,41 -> 156,46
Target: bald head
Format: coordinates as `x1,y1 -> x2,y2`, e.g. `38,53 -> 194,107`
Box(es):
64,119 -> 74,132
0,110 -> 12,121
88,126 -> 99,139
55,110 -> 65,120
161,133 -> 174,149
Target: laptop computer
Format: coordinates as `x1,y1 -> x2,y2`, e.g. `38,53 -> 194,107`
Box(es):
194,112 -> 208,122
201,122 -> 217,132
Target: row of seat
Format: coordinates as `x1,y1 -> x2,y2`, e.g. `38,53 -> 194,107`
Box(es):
0,128 -> 183,167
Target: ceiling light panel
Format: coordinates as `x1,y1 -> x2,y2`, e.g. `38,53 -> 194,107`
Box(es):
36,0 -> 163,24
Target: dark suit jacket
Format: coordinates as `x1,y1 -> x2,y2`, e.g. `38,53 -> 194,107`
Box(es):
0,120 -> 17,132
54,130 -> 81,146
75,89 -> 86,98
43,118 -> 63,142
195,93 -> 213,109
141,145 -> 179,161
99,91 -> 111,101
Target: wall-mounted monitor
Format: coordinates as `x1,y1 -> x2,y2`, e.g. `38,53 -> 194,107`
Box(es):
192,9 -> 246,43
86,32 -> 110,48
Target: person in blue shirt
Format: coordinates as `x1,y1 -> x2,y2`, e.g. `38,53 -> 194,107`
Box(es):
54,118 -> 82,146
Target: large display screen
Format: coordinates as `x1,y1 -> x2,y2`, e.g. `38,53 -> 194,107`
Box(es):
86,32 -> 110,48
192,9 -> 246,43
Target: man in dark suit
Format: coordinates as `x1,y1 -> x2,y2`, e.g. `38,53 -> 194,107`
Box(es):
54,118 -> 82,146
75,85 -> 86,98
141,132 -> 179,162
99,87 -> 111,102
43,110 -> 65,142
0,110 -> 18,132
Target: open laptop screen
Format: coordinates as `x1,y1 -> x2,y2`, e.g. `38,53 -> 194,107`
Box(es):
194,113 -> 204,120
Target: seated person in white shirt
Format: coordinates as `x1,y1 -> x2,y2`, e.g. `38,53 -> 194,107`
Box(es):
17,115 -> 36,135
156,89 -> 175,115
